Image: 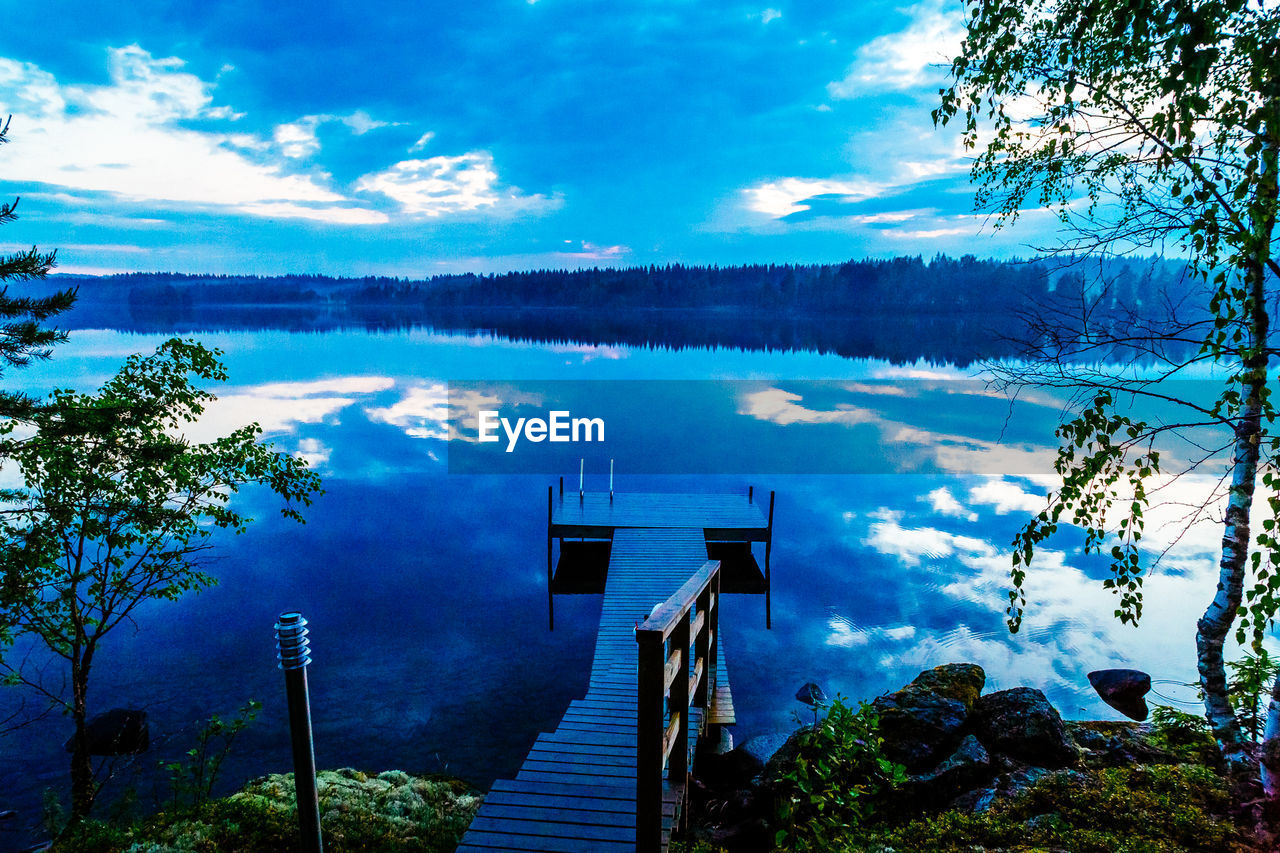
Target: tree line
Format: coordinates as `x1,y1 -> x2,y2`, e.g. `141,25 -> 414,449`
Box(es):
84,254 -> 1200,317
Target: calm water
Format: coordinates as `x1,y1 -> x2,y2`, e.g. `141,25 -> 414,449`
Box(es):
0,326 -> 1224,847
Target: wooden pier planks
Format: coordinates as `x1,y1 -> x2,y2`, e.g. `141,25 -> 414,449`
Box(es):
458,523 -> 733,853
551,492 -> 767,533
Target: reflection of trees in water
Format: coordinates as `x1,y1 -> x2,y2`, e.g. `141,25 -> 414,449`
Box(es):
66,302 -> 1021,365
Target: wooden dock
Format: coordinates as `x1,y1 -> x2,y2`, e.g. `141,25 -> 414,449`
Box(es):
456,488 -> 773,853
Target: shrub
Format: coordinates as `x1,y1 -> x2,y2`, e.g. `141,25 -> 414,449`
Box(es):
771,696 -> 907,851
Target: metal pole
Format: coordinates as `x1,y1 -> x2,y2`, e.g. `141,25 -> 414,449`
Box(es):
547,486 -> 555,632
579,458 -> 584,500
609,459 -> 614,501
275,612 -> 324,853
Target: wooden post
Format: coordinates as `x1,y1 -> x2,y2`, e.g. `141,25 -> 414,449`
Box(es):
708,568 -> 720,703
748,485 -> 754,503
636,630 -> 665,853
669,614 -> 691,784
694,585 -> 712,708
765,491 -> 775,630
547,486 -> 555,631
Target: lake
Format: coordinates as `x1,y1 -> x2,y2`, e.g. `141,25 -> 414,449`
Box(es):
0,322 -> 1226,849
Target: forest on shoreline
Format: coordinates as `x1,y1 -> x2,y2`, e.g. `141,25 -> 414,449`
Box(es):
48,254 -> 1203,365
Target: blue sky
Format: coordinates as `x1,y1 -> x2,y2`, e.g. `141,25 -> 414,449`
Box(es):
0,0 -> 1054,276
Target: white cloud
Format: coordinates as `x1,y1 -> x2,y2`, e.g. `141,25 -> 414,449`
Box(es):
825,615 -> 916,648
184,375 -> 394,443
889,226 -> 971,239
0,46 -> 539,227
237,201 -> 388,225
556,241 -> 630,261
868,364 -> 970,380
969,478 -> 1045,515
192,395 -> 355,442
742,177 -> 882,218
274,120 -> 322,159
295,437 -> 332,469
364,382 -> 451,440
738,387 -> 880,427
0,46 -> 376,223
355,152 -> 559,218
409,131 -> 435,152
273,111 -> 392,160
864,510 -> 992,565
737,385 -> 1055,476
924,486 -> 979,521
341,110 -> 389,135
828,0 -> 965,96
761,8 -> 782,24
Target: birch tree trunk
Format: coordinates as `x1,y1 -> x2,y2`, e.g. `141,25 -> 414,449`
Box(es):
1199,401 -> 1261,759
1199,104 -> 1275,760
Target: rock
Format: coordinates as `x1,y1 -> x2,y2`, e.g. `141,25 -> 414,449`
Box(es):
738,732 -> 790,767
64,708 -> 149,756
955,765 -> 1053,813
696,745 -> 766,791
762,729 -> 805,782
704,726 -> 734,755
795,682 -> 828,706
905,663 -> 986,712
973,688 -> 1075,767
904,734 -> 995,807
1065,721 -> 1178,767
872,663 -> 985,771
873,690 -> 969,771
1087,669 -> 1151,721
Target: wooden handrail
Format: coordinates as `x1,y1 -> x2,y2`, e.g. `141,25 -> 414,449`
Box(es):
635,559 -> 721,853
643,560 -> 720,636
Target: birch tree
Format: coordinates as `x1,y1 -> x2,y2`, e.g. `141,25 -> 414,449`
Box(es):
935,0 -> 1280,804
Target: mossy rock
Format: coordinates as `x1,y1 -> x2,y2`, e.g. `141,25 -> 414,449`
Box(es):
901,663 -> 986,713
51,768 -> 482,853
870,665 -> 985,772
973,687 -> 1076,768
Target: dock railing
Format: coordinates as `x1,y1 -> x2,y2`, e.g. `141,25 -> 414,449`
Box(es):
635,559 -> 721,852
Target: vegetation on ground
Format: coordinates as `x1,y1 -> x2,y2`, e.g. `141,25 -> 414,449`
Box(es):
49,769 -> 481,853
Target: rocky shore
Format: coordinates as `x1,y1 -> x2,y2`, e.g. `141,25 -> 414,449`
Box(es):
21,663 -> 1259,852
684,663 -> 1256,852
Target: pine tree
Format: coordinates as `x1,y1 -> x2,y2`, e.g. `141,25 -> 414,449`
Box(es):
0,116 -> 76,414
